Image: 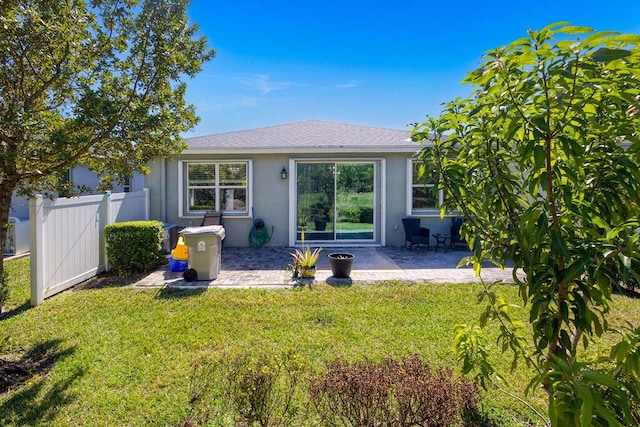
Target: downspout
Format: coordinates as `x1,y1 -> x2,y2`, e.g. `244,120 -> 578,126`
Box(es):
161,157 -> 167,222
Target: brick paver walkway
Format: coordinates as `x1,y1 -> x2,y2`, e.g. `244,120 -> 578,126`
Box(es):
134,246 -> 521,289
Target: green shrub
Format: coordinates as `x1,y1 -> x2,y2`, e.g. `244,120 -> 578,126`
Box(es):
104,220 -> 164,274
339,207 -> 361,223
359,207 -> 374,224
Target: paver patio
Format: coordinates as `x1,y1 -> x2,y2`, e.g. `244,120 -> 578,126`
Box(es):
134,246 -> 521,289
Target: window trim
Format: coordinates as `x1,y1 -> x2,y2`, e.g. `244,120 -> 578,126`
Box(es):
406,158 -> 444,216
178,159 -> 252,218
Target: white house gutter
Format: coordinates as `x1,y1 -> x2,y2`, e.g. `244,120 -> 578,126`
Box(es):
182,146 -> 423,155
161,158 -> 167,222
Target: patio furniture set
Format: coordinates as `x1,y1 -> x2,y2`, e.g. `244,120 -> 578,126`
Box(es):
401,217 -> 467,252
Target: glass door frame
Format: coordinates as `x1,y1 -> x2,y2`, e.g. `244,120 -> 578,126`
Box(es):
288,157 -> 386,246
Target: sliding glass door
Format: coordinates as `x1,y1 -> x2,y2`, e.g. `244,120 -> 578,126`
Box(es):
296,161 -> 376,243
296,163 -> 335,241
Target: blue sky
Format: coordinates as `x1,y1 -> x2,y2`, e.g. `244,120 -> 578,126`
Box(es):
184,0 -> 640,136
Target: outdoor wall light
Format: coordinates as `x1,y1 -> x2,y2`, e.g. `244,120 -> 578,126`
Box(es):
280,166 -> 288,180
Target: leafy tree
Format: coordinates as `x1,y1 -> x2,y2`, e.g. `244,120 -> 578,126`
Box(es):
413,23 -> 640,425
0,1 -> 213,280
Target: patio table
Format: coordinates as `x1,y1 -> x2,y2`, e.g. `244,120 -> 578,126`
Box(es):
433,234 -> 451,253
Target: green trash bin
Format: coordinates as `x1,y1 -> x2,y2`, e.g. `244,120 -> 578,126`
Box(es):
180,225 -> 226,280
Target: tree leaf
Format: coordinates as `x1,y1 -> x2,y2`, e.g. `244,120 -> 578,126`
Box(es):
559,25 -> 594,35
582,370 -> 621,388
576,383 -> 594,427
591,48 -> 632,63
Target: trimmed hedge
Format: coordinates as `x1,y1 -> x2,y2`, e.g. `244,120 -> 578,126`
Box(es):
339,207 -> 361,223
105,220 -> 164,274
339,206 -> 375,224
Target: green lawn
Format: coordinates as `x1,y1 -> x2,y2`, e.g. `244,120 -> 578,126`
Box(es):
1,257 -> 638,426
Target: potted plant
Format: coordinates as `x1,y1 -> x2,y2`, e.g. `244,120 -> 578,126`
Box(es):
297,216 -> 309,231
311,201 -> 330,231
328,253 -> 355,278
288,230 -> 323,278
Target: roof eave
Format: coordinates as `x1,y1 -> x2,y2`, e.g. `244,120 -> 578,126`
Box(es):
182,146 -> 423,155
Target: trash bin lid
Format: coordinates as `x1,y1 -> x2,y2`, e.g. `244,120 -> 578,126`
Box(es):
180,225 -> 225,239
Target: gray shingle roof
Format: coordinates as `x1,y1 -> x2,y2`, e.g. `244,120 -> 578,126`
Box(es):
184,120 -> 419,153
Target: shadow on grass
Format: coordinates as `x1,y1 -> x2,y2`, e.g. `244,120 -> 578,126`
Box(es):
0,300 -> 30,322
326,277 -> 353,287
155,286 -> 207,299
0,339 -> 81,426
613,285 -> 640,299
461,408 -> 502,427
74,270 -> 146,290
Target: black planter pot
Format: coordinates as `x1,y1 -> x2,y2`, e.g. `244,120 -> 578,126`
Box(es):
314,219 -> 327,231
328,253 -> 355,278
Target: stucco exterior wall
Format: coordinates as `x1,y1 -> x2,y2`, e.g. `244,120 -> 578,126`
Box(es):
384,154 -> 409,247
151,154 -> 291,248
148,152 -> 455,248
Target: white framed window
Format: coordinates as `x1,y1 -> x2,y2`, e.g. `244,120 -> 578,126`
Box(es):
179,160 -> 252,216
406,158 -> 444,215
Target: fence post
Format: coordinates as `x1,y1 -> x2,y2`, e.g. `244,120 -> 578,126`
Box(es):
143,187 -> 150,220
29,195 -> 44,306
103,191 -> 112,271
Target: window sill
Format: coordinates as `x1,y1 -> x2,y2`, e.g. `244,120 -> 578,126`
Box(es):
180,213 -> 251,220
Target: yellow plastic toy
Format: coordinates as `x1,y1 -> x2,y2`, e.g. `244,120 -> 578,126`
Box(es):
171,236 -> 189,260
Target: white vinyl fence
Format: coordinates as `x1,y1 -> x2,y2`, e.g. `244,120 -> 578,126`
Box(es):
30,189 -> 150,306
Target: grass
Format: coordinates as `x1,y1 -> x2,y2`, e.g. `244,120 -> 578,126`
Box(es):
1,256 -> 639,426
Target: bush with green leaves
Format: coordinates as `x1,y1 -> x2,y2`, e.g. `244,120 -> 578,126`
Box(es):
104,220 -> 164,274
338,207 -> 361,223
359,207 -> 374,224
309,354 -> 479,427
413,23 -> 640,425
0,0 -> 214,295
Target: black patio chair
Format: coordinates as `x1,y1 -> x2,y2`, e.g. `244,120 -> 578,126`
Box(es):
201,211 -> 224,248
201,211 -> 223,226
450,217 -> 468,250
402,218 -> 430,250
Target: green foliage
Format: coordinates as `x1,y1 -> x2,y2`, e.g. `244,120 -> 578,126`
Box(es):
339,207 -> 362,223
414,22 -> 640,424
336,163 -> 374,193
104,220 -> 164,274
359,207 -> 374,224
288,230 -> 323,278
337,206 -> 374,224
0,0 -> 214,275
310,200 -> 330,221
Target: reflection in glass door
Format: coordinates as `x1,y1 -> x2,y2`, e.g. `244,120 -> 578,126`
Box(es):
336,163 -> 374,241
296,163 -> 335,241
296,161 -> 375,243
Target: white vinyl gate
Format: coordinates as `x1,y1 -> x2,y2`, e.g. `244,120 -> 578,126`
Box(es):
29,189 -> 149,306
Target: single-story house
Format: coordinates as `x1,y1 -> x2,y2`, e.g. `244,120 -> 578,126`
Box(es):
145,120 -> 456,248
